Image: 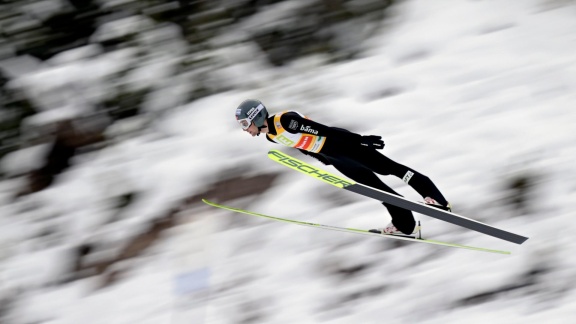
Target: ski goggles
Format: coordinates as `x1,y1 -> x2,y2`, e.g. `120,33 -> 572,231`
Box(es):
236,104 -> 264,130
237,118 -> 252,130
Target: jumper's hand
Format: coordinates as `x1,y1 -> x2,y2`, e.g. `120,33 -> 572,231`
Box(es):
360,135 -> 384,150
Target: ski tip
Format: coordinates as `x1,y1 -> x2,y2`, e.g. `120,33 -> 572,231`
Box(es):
201,198 -> 213,205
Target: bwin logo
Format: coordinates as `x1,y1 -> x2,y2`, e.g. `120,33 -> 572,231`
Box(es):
300,125 -> 318,135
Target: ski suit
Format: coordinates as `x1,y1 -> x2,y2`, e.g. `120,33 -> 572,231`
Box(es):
265,111 -> 448,235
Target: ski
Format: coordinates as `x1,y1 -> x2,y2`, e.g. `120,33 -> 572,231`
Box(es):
268,149 -> 529,245
202,199 -> 511,255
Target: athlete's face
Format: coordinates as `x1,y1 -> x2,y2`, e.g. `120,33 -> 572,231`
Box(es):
244,122 -> 259,137
243,119 -> 268,137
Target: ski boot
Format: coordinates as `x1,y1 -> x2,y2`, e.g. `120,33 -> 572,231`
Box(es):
424,197 -> 452,212
369,221 -> 422,239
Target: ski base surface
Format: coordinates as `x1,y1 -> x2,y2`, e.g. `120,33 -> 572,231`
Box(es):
202,199 -> 511,255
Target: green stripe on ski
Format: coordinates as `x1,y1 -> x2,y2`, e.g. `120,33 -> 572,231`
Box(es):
202,199 -> 511,255
268,149 -> 355,188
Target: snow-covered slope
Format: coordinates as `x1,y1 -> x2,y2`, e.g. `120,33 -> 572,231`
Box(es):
2,0 -> 576,323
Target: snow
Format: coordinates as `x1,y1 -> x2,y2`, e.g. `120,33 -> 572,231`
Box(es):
1,144 -> 50,176
2,0 -> 576,323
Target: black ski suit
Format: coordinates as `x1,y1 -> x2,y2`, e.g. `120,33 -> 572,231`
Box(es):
265,112 -> 448,235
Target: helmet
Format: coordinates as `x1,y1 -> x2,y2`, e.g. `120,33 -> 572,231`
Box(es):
235,99 -> 268,130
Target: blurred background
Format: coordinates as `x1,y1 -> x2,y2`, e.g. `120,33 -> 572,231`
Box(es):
1,0 -> 576,323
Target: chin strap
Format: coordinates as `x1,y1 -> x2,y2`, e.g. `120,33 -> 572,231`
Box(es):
257,125 -> 267,136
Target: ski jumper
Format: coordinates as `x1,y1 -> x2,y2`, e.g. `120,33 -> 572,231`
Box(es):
266,111 -> 448,235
